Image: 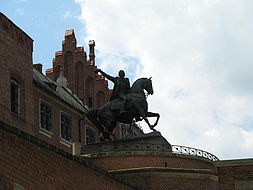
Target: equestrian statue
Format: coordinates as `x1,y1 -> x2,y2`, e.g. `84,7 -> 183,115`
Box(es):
86,69 -> 160,141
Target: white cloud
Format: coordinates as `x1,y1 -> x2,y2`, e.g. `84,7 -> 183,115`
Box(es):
16,8 -> 24,16
76,0 -> 253,159
63,11 -> 73,19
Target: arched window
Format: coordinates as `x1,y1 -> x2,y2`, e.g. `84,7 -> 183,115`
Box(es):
64,51 -> 73,88
10,70 -> 24,118
96,91 -> 105,108
85,77 -> 94,107
11,78 -> 20,115
74,62 -> 83,96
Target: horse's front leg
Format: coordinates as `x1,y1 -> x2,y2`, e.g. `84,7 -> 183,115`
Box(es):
132,102 -> 153,130
146,112 -> 160,130
132,100 -> 158,131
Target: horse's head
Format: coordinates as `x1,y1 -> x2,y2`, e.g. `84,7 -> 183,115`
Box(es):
143,77 -> 153,95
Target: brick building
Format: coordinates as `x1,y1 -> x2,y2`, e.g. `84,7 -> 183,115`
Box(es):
1,12 -> 253,190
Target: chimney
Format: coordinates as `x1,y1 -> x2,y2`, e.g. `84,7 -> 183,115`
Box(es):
88,40 -> 95,65
33,63 -> 43,73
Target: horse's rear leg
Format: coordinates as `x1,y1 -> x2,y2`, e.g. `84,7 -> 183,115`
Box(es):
100,115 -> 116,141
146,112 -> 160,130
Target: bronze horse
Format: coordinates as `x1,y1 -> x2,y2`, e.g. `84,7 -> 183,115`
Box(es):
86,77 -> 160,140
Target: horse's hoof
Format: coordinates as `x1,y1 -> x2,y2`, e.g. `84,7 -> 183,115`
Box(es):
150,125 -> 157,131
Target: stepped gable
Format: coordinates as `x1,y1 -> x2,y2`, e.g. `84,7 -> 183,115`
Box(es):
45,29 -> 111,108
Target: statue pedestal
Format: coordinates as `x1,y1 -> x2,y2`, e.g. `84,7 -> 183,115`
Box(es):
81,132 -> 218,190
82,131 -> 172,155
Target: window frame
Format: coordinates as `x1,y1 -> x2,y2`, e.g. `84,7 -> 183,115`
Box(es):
60,111 -> 72,142
39,99 -> 53,135
11,78 -> 20,116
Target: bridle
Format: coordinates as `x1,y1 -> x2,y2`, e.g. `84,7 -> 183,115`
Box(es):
144,77 -> 152,98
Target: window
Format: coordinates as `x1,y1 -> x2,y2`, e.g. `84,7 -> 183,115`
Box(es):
60,112 -> 71,141
121,125 -> 127,138
86,126 -> 95,144
11,79 -> 20,115
40,100 -> 52,131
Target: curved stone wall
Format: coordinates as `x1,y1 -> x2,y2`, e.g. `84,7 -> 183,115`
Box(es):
83,151 -> 219,190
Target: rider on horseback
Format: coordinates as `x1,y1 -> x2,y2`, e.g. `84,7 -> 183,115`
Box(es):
95,69 -> 130,114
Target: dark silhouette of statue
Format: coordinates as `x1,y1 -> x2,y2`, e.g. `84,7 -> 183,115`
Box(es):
95,69 -> 130,114
87,69 -> 160,141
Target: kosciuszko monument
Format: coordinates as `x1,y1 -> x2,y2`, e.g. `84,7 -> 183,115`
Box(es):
87,69 -> 160,141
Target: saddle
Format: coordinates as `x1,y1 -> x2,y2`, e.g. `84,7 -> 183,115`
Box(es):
110,98 -> 132,111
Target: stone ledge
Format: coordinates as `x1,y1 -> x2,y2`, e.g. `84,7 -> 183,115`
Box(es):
215,158 -> 253,167
109,167 -> 218,181
109,167 -> 217,175
82,150 -> 216,164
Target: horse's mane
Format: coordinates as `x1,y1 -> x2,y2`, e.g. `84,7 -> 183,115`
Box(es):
131,77 -> 147,87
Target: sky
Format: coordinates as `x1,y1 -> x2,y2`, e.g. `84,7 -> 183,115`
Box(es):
2,0 -> 253,160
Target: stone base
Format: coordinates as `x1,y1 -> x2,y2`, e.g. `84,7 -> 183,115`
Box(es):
82,131 -> 172,154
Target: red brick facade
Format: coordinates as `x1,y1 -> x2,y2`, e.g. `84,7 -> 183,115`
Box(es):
0,12 -> 142,156
32,86 -> 96,153
119,175 -> 218,190
216,159 -> 253,190
0,12 -> 34,135
0,123 -> 135,190
89,153 -> 216,171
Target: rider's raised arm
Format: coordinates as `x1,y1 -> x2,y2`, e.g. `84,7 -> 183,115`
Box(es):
99,70 -> 115,83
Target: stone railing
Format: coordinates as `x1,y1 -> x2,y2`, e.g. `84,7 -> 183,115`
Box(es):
172,145 -> 219,161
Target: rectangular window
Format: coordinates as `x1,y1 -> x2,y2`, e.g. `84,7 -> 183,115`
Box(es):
11,79 -> 20,115
61,112 -> 71,141
40,100 -> 52,131
86,126 -> 95,144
